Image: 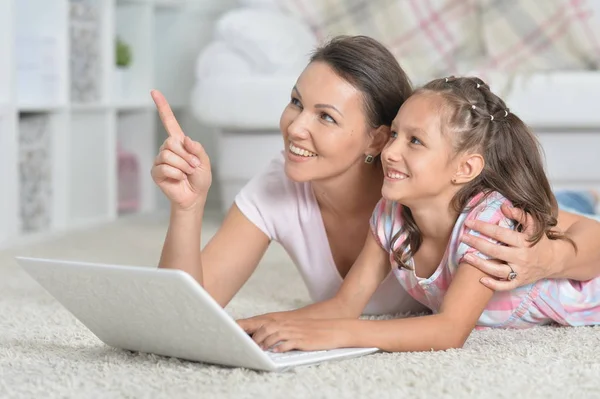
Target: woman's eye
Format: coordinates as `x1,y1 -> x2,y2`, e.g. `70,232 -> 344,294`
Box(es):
291,97 -> 302,107
410,136 -> 422,145
390,131 -> 398,139
320,113 -> 335,123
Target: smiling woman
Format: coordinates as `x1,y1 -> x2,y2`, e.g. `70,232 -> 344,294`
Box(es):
150,35 -> 600,325
280,61 -> 390,184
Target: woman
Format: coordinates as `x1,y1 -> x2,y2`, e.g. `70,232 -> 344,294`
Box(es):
150,35 -> 600,315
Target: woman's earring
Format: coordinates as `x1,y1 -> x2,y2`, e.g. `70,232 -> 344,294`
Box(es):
364,154 -> 374,164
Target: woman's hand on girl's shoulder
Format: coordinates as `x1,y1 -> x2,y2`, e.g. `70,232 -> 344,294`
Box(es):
461,204 -> 557,291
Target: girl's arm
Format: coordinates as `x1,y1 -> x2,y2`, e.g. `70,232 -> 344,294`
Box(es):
237,232 -> 391,331
348,263 -> 493,352
249,262 -> 493,353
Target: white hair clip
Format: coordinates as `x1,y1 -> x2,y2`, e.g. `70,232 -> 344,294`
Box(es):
476,83 -> 481,88
445,77 -> 449,83
472,105 -> 476,110
504,110 -> 509,117
490,115 -> 494,121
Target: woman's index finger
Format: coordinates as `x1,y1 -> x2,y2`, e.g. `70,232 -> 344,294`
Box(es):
151,89 -> 184,138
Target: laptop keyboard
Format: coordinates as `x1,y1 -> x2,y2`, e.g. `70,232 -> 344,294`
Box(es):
266,349 -> 327,360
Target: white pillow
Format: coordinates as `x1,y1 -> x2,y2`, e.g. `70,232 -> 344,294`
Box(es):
214,7 -> 317,74
236,0 -> 280,8
195,41 -> 253,78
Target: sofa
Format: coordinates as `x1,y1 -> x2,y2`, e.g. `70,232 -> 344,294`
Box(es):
191,1 -> 600,212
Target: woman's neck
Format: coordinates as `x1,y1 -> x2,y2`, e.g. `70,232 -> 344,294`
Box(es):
312,162 -> 384,218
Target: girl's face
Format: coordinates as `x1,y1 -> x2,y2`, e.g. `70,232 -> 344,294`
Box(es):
381,93 -> 459,206
279,61 -> 373,182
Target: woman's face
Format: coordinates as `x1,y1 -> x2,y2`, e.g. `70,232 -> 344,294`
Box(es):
279,61 -> 374,182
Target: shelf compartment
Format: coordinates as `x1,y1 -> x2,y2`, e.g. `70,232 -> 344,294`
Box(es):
0,0 -> 13,104
114,2 -> 153,104
15,0 -> 68,108
68,109 -> 114,225
117,109 -> 158,214
0,108 -> 18,245
69,0 -> 106,104
17,111 -> 68,234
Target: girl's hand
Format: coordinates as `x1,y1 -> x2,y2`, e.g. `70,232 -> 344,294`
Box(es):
461,204 -> 556,291
150,90 -> 212,211
237,312 -> 284,335
247,319 -> 353,353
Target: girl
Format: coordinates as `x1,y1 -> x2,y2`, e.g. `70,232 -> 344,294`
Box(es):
238,76 -> 600,353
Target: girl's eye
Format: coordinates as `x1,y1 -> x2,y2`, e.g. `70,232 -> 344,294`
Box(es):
320,113 -> 335,123
410,136 -> 423,145
390,131 -> 398,139
291,97 -> 302,107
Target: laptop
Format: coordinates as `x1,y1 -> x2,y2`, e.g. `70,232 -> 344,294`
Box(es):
15,256 -> 379,372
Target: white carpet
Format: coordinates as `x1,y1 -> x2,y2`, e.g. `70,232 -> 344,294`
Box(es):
1,212 -> 600,399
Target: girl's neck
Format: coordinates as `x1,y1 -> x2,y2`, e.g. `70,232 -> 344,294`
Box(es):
312,161 -> 384,218
407,193 -> 460,244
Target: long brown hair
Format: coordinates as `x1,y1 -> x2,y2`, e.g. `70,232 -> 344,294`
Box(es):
392,76 -> 576,269
310,35 -> 413,129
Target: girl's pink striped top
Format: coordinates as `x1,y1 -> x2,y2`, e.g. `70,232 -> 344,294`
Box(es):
370,191 -> 600,329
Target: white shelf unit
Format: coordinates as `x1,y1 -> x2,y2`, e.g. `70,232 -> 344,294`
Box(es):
0,0 -> 233,249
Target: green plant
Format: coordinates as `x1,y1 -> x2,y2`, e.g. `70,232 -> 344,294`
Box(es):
116,37 -> 132,68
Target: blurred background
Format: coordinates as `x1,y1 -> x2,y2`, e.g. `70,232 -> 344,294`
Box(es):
1,0 -> 600,249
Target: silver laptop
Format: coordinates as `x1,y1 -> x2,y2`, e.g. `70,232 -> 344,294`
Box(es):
15,256 -> 379,372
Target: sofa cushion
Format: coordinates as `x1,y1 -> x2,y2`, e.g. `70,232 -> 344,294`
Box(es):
195,41 -> 254,78
214,8 -> 317,74
192,75 -> 297,129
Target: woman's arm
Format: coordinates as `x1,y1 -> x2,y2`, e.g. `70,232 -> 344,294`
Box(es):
250,263 -> 493,353
237,231 -> 391,332
152,90 -> 272,308
549,209 -> 600,280
159,203 -> 271,308
461,205 -> 600,290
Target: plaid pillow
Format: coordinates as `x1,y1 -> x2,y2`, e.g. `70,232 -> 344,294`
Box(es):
478,0 -> 600,73
271,0 -> 600,81
273,0 -> 483,82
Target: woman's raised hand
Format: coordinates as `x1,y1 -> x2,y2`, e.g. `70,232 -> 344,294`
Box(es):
150,90 -> 212,211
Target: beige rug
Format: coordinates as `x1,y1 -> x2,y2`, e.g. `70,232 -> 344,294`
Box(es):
1,211 -> 599,399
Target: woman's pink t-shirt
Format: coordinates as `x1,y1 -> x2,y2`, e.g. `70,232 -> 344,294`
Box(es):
235,153 -> 426,315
